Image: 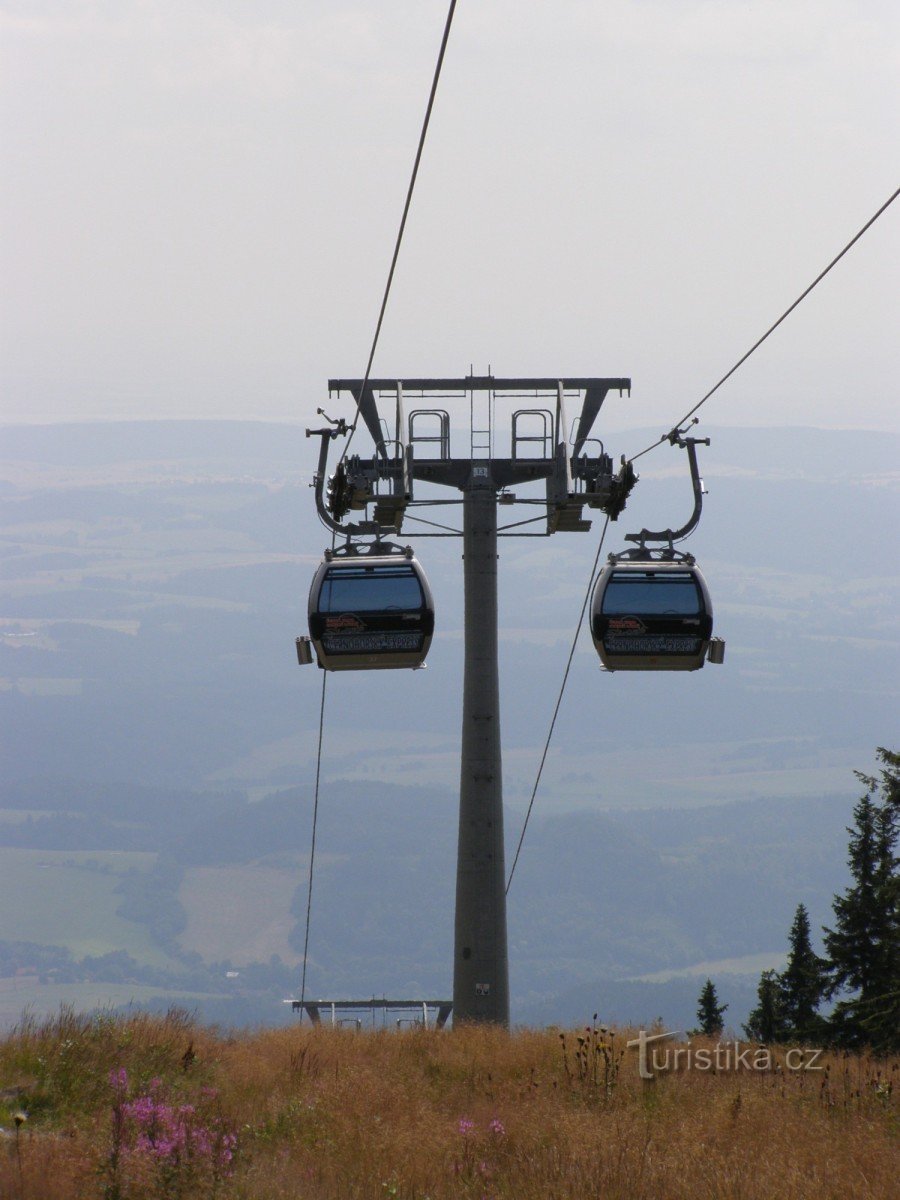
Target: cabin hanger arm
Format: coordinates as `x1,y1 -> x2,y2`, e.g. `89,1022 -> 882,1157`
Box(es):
625,422 -> 710,549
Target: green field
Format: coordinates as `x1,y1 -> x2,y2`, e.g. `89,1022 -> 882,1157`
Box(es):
178,864 -> 300,965
0,847 -> 172,967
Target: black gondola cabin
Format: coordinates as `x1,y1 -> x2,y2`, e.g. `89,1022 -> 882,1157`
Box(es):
590,559 -> 714,671
308,552 -> 435,671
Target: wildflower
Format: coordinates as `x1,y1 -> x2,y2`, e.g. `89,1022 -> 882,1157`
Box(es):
109,1067 -> 128,1094
457,1117 -> 475,1136
488,1118 -> 505,1136
118,1086 -> 237,1175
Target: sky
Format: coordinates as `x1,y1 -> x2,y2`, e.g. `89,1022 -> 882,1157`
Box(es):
2,0 -> 898,434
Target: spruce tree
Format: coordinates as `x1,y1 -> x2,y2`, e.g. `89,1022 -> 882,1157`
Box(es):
743,969 -> 786,1043
823,749 -> 900,1050
779,904 -> 826,1041
695,978 -> 727,1036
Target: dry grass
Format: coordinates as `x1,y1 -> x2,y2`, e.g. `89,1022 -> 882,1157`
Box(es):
0,1008 -> 897,1199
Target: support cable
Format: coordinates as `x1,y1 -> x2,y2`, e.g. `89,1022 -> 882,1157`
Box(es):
505,514 -> 611,893
299,670 -> 328,1017
339,0 -> 459,465
496,511 -> 554,533
403,512 -> 465,534
628,183 -> 900,465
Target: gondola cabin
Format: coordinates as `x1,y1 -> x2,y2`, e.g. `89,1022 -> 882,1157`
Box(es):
308,553 -> 435,671
590,559 -> 714,671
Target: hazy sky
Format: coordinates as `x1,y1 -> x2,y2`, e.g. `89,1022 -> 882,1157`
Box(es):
3,1 -> 898,433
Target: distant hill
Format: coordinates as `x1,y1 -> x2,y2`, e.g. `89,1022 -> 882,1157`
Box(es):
0,773 -> 851,1028
2,420 -> 897,808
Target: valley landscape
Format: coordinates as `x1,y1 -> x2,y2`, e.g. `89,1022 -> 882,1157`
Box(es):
1,420 -> 897,1031
3,3 -> 898,1195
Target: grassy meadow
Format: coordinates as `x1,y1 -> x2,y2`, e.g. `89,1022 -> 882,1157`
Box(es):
0,1009 -> 896,1199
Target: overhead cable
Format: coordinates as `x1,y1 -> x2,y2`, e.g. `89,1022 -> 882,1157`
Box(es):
298,671 -> 328,1017
339,0 -> 459,465
628,183 -> 900,465
505,514 -> 611,893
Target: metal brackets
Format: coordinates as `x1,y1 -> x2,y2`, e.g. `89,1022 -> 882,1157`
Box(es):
625,422 -> 710,552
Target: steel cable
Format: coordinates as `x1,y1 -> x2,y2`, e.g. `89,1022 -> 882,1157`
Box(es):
338,0 -> 459,466
628,183 -> 900,465
505,514 -> 611,892
298,670 -> 328,1017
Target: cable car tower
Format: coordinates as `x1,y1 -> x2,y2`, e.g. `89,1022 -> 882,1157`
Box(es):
302,374 -> 636,1025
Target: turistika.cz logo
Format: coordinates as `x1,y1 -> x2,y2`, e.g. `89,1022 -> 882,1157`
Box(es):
626,1030 -> 825,1081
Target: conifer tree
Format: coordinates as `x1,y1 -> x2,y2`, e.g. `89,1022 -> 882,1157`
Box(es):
743,969 -> 786,1043
695,978 -> 727,1036
823,748 -> 900,1051
779,904 -> 826,1042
